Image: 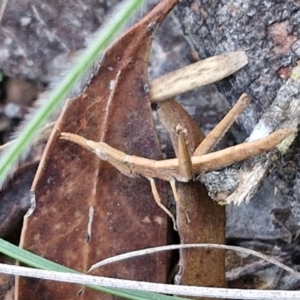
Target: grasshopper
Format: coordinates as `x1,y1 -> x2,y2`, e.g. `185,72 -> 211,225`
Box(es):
61,93 -> 293,229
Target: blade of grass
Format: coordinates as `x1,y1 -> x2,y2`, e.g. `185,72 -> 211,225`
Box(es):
0,0 -> 145,185
0,238 -> 186,300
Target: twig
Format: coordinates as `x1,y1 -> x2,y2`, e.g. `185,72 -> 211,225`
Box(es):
0,263 -> 299,299
88,243 -> 299,279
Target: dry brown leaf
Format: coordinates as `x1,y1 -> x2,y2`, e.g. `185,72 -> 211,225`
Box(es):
17,1 -> 178,299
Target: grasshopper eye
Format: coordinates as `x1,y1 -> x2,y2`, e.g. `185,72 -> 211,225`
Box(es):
151,103 -> 160,111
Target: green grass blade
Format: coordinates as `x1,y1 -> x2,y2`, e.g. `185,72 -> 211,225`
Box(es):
0,238 -> 186,300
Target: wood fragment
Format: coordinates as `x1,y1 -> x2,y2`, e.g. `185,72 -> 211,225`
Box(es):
150,52 -> 248,102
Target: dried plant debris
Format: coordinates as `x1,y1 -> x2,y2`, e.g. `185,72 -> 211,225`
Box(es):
226,219 -> 300,291
276,134 -> 300,226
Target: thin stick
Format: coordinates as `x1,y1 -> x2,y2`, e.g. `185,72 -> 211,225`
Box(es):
1,263 -> 300,299
89,243 -> 299,279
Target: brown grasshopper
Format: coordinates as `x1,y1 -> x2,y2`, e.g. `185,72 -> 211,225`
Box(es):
61,93 -> 293,228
